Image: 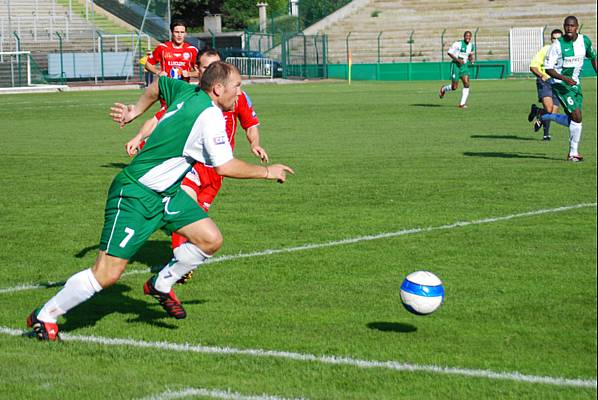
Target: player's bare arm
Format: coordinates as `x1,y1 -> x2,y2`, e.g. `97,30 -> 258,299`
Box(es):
144,61 -> 163,76
110,80 -> 160,128
246,126 -> 269,162
448,52 -> 461,65
214,158 -> 293,183
125,117 -> 159,157
545,69 -> 577,86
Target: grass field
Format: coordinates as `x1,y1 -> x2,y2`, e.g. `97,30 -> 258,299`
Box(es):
0,78 -> 596,400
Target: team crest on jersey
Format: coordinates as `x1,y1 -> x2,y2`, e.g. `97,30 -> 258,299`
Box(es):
214,136 -> 227,145
183,52 -> 191,60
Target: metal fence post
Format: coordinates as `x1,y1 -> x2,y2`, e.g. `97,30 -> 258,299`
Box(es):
56,31 -> 65,83
408,30 -> 414,80
474,27 -> 479,61
440,28 -> 446,79
96,31 -> 104,82
13,32 -> 21,85
377,31 -> 383,80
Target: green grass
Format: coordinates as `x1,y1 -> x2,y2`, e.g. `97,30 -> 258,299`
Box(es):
0,78 -> 596,399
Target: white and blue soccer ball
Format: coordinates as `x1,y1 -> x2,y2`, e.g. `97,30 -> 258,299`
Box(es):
400,271 -> 444,315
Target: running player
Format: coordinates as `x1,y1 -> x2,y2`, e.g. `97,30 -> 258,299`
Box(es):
439,31 -> 475,108
530,16 -> 597,162
125,51 -> 268,284
527,29 -> 563,140
26,63 -> 294,341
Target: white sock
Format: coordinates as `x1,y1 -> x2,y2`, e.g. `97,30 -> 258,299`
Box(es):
37,269 -> 102,323
569,121 -> 582,156
460,88 -> 470,105
442,84 -> 453,93
154,243 -> 211,293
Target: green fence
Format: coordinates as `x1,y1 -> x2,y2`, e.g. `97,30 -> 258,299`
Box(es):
327,59 -> 597,81
328,60 -> 510,81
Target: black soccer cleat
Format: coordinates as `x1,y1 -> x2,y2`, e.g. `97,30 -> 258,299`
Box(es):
176,271 -> 194,285
26,308 -> 60,341
144,276 -> 187,319
528,104 -> 539,122
533,119 -> 543,132
542,135 -> 551,141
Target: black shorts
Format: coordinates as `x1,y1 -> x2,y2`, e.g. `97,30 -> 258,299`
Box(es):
536,78 -> 559,105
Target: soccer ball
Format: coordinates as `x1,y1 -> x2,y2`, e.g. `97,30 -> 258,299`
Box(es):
400,271 -> 444,315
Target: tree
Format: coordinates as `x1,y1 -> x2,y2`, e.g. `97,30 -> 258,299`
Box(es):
170,0 -> 223,30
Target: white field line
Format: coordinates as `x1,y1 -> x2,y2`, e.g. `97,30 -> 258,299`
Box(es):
138,387 -> 306,400
0,326 -> 595,389
1,203 -> 596,295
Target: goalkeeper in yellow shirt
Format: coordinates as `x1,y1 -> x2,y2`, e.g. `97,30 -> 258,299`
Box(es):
527,29 -> 563,140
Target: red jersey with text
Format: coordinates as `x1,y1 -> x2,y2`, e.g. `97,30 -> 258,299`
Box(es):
147,41 -> 198,82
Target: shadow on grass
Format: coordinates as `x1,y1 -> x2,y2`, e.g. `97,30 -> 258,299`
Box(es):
101,162 -> 129,169
367,321 -> 417,333
408,103 -> 443,108
61,283 -> 206,332
75,240 -> 173,269
463,151 -> 556,160
470,134 -> 537,141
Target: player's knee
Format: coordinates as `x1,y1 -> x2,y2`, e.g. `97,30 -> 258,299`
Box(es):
188,227 -> 222,255
571,110 -> 582,123
173,242 -> 212,266
92,255 -> 126,287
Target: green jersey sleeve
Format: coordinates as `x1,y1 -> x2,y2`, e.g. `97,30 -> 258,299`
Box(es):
583,35 -> 596,60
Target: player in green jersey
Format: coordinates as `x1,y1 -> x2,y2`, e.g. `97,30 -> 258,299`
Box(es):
439,31 -> 475,108
26,62 -> 294,340
530,16 -> 597,162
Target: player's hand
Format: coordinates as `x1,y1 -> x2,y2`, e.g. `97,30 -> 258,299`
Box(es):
125,135 -> 143,157
182,70 -> 190,78
542,74 -> 551,81
159,71 -> 168,77
251,146 -> 269,163
265,164 -> 294,184
563,77 -> 577,86
110,103 -> 136,128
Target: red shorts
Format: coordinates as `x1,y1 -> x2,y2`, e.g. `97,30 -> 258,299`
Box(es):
171,163 -> 223,249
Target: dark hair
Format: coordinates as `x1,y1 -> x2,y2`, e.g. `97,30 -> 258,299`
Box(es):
200,61 -> 239,91
564,16 -> 579,26
464,31 -> 472,36
170,20 -> 186,32
551,29 -> 563,37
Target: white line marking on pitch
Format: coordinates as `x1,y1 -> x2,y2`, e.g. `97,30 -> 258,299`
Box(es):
1,203 -> 595,295
0,326 -> 595,389
138,387 -> 306,400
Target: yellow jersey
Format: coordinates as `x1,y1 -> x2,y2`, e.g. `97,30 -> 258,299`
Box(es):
529,44 -> 550,79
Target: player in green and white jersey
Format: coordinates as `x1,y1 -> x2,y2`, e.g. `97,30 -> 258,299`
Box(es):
26,62 -> 294,340
439,31 -> 475,108
533,16 -> 597,162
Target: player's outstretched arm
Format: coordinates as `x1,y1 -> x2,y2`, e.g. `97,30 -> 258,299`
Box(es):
214,158 -> 293,183
124,117 -> 159,157
246,126 -> 269,163
110,80 -> 160,128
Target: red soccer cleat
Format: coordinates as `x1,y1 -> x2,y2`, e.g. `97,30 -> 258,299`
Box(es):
144,276 -> 187,319
26,309 -> 60,341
